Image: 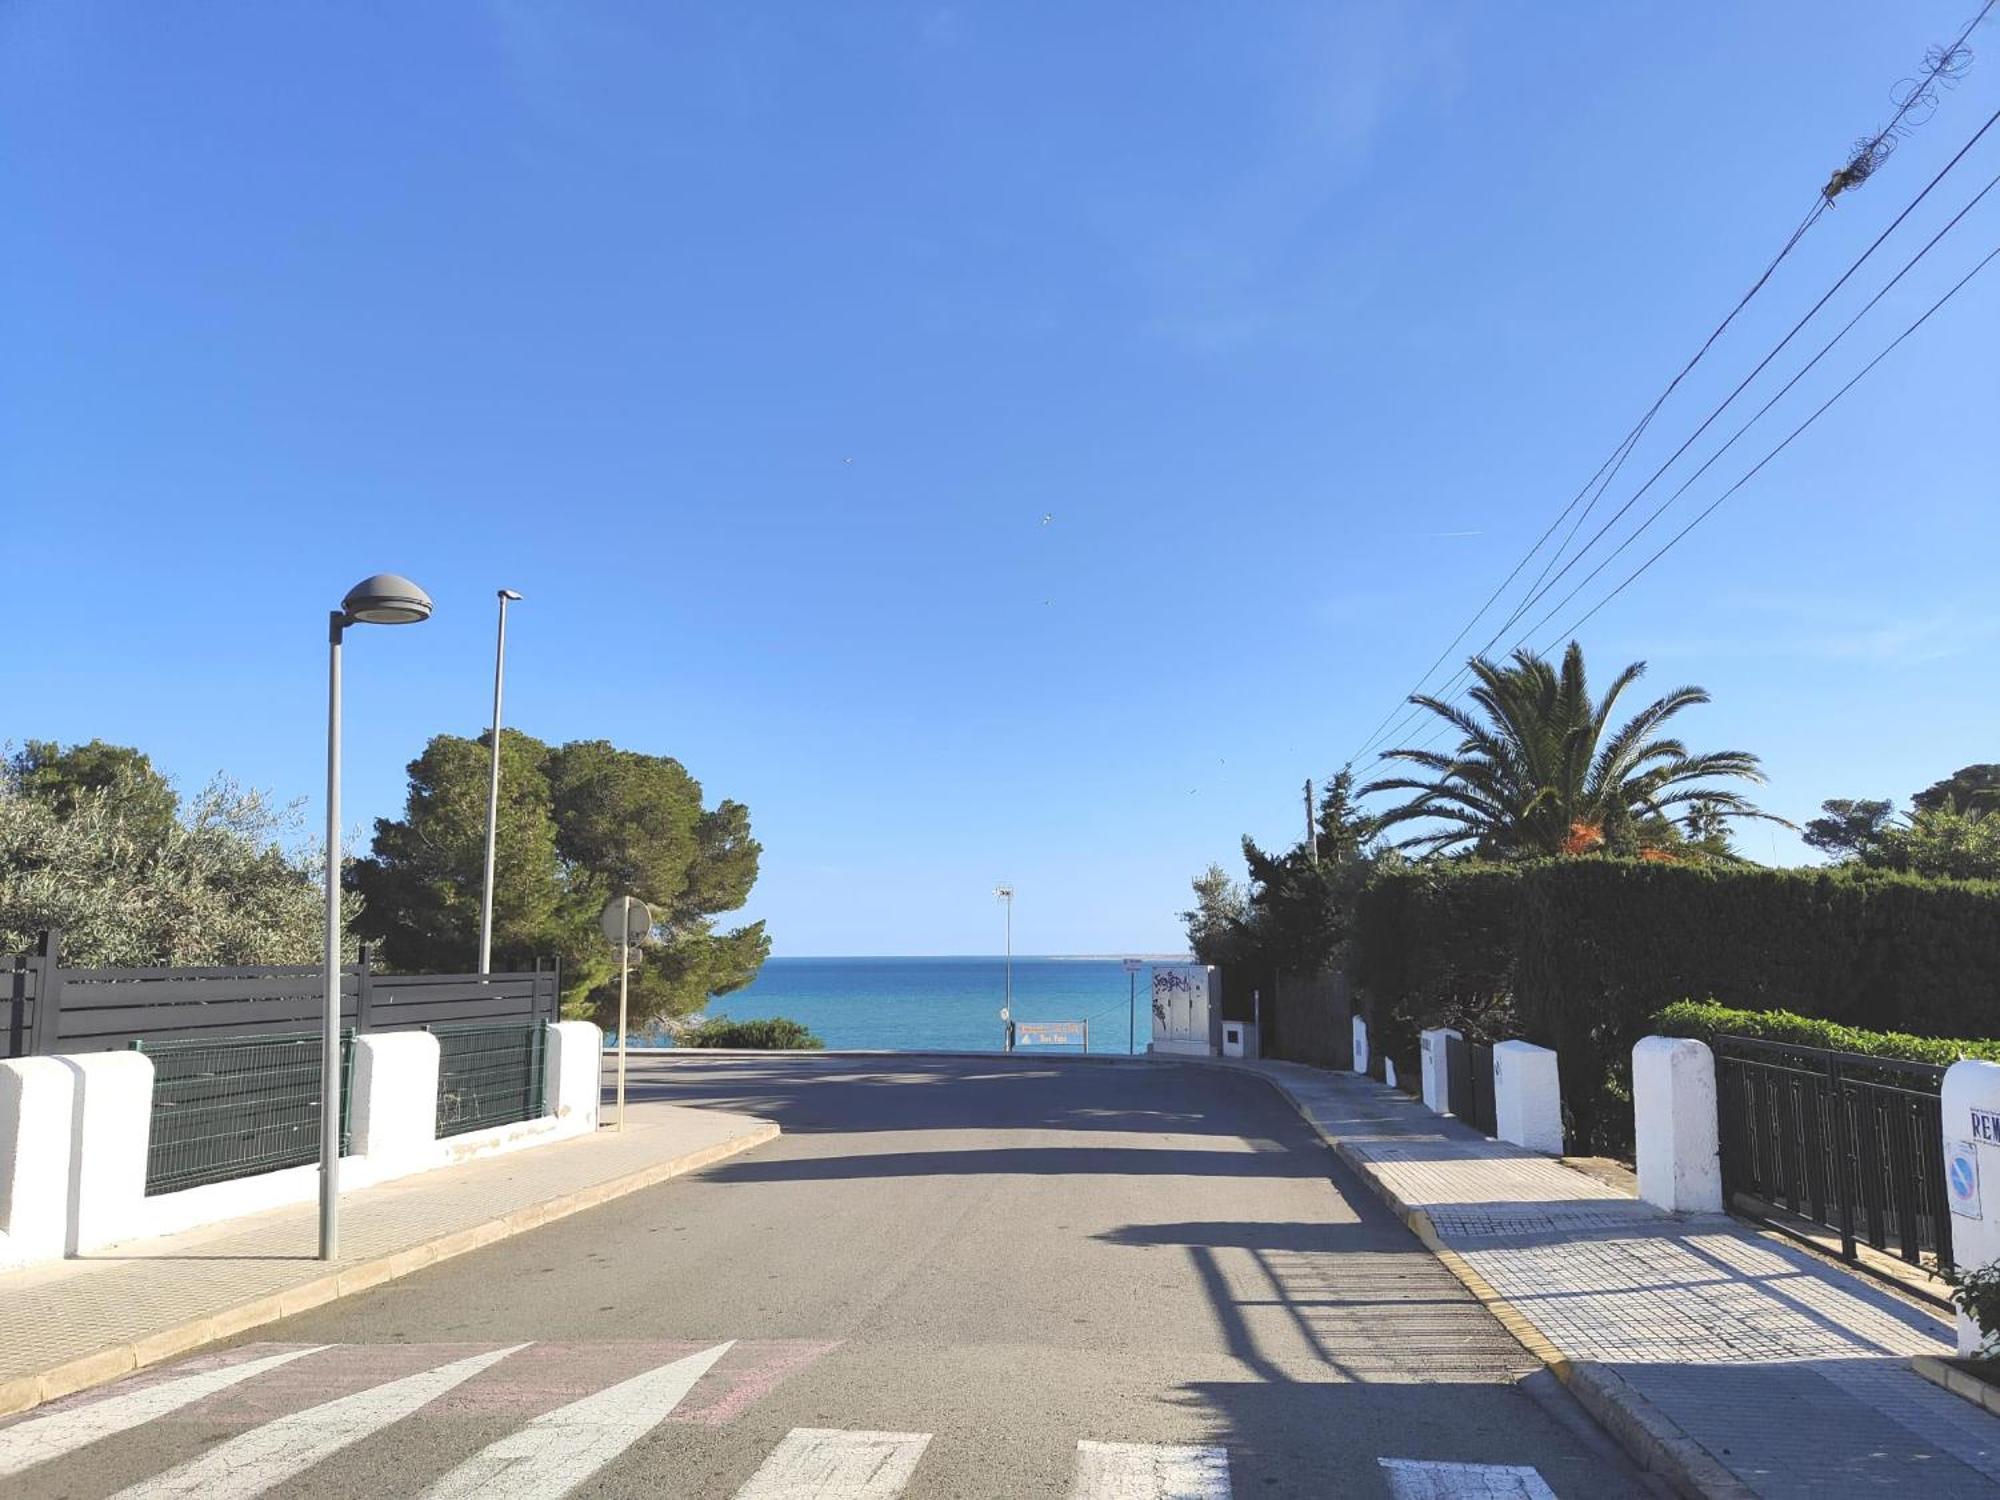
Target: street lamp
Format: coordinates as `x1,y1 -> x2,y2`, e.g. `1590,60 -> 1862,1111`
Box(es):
478,589 -> 523,975
322,573 -> 432,1261
994,884 -> 1014,1051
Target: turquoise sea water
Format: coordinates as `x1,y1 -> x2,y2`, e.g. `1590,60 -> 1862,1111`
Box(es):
695,956 -> 1169,1053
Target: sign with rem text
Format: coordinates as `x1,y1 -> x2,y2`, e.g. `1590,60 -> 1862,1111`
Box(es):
1972,1109 -> 2000,1145
1014,1021 -> 1087,1048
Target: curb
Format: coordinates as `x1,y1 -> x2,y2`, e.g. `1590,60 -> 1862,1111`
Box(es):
0,1121 -> 779,1421
1235,1063 -> 1751,1500
1911,1353 -> 2000,1418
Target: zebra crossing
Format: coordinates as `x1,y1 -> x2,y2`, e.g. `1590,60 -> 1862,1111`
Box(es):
0,1342 -> 1565,1498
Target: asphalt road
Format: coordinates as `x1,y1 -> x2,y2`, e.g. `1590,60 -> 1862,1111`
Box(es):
11,1055 -> 1659,1499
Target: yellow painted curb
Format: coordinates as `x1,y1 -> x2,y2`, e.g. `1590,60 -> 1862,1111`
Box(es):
0,1119 -> 779,1421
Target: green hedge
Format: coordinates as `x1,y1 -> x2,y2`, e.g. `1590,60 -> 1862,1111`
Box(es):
1654,1000 -> 2000,1068
681,1017 -> 825,1050
1351,858 -> 2000,1150
1352,863 -> 1521,1072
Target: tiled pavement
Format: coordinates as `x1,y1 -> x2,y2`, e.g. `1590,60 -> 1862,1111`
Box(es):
0,1099 -> 775,1414
1235,1058 -> 2000,1498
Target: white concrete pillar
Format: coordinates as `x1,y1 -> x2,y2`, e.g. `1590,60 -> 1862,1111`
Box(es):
1382,1056 -> 1398,1089
351,1030 -> 442,1167
1941,1059 -> 2000,1355
61,1050 -> 153,1254
0,1056 -> 77,1264
546,1021 -> 603,1134
1633,1036 -> 1722,1214
1420,1027 -> 1461,1114
1351,1017 -> 1370,1077
1494,1040 -> 1564,1155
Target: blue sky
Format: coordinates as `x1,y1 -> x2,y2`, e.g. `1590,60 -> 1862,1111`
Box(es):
4,3 -> 1996,956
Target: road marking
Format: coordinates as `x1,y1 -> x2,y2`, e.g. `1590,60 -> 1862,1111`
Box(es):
0,1347 -> 324,1480
733,1427 -> 932,1498
417,1340 -> 734,1498
1378,1458 -> 1558,1499
1069,1440 -> 1232,1499
110,1344 -> 524,1500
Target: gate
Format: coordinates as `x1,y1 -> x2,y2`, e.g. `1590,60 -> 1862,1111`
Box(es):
1715,1035 -> 1951,1271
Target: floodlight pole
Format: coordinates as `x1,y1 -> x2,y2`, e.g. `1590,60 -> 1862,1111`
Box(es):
321,611 -> 345,1261
478,590 -> 521,975
319,573 -> 432,1263
618,897 -> 631,1133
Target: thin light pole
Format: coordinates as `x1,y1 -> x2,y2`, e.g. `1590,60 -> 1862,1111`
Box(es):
1128,967 -> 1136,1055
478,589 -> 522,975
321,612 -> 344,1261
320,574 -> 432,1263
995,884 -> 1014,1052
617,896 -> 631,1132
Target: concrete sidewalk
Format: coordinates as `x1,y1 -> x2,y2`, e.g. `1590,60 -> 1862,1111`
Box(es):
0,1097 -> 775,1418
1231,1057 -> 1999,1499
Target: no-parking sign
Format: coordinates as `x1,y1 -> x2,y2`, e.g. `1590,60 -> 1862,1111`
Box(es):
1949,1139 -> 1983,1221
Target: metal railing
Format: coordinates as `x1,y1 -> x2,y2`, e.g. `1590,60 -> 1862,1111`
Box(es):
434,1022 -> 548,1138
1715,1034 -> 1951,1271
140,1031 -> 351,1196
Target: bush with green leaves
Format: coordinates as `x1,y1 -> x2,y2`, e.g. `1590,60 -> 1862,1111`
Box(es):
1348,856 -> 2000,1151
1949,1260 -> 2000,1361
2,741 -> 334,967
680,1016 -> 824,1051
1653,1001 -> 2000,1068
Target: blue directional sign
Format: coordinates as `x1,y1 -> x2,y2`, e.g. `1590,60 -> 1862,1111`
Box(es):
1949,1139 -> 1983,1221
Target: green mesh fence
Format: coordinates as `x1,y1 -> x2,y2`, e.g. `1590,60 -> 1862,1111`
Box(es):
434,1022 -> 547,1138
140,1031 -> 352,1195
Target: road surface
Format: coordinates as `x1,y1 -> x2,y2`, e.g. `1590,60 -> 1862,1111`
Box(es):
3,1054 -> 1657,1498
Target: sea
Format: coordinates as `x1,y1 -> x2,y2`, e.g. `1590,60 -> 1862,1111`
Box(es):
674,956 -> 1185,1053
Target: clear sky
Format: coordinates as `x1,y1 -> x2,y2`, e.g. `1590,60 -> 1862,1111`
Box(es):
4,3 -> 1996,957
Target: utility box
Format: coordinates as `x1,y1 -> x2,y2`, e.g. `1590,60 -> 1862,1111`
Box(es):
1149,964 -> 1222,1057
1221,1021 -> 1260,1060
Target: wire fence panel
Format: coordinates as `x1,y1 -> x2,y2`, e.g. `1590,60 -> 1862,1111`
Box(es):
435,1023 -> 548,1138
142,1031 -> 351,1196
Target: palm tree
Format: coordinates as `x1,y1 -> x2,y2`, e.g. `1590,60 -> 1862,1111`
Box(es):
1360,641 -> 1776,858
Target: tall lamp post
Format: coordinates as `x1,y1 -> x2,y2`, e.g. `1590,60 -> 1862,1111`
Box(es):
994,884 -> 1014,1052
478,589 -> 523,974
323,573 -> 433,1261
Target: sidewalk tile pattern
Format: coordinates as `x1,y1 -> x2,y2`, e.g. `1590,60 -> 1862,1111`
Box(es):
1240,1059 -> 2000,1497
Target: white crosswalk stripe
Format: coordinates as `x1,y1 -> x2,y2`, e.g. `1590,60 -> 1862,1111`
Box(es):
0,1346 -> 324,1480
108,1344 -> 525,1500
1069,1440 -> 1232,1499
733,1427 -> 932,1499
416,1340 -> 734,1499
1378,1458 -> 1558,1499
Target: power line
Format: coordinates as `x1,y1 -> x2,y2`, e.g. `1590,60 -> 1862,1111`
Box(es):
1515,164 -> 2000,646
1544,239 -> 2000,646
1364,98 -> 2000,764
1345,200 -> 1825,767
1344,5 -> 1997,769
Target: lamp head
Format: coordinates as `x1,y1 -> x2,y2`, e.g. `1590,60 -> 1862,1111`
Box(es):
340,573 -> 434,626
498,588 -> 523,601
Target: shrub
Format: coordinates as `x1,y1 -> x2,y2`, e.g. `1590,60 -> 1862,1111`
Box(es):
1653,1000 -> 2000,1068
1348,856 -> 2000,1152
1352,863 -> 1520,1074
681,1016 -> 824,1050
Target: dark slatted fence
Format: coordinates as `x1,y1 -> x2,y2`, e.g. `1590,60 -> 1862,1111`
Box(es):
1716,1034 -> 1952,1272
3,931 -> 564,1194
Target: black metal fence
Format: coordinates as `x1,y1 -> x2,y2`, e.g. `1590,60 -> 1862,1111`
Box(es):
140,1032 -> 352,1196
435,1022 -> 548,1138
1715,1034 -> 1952,1271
